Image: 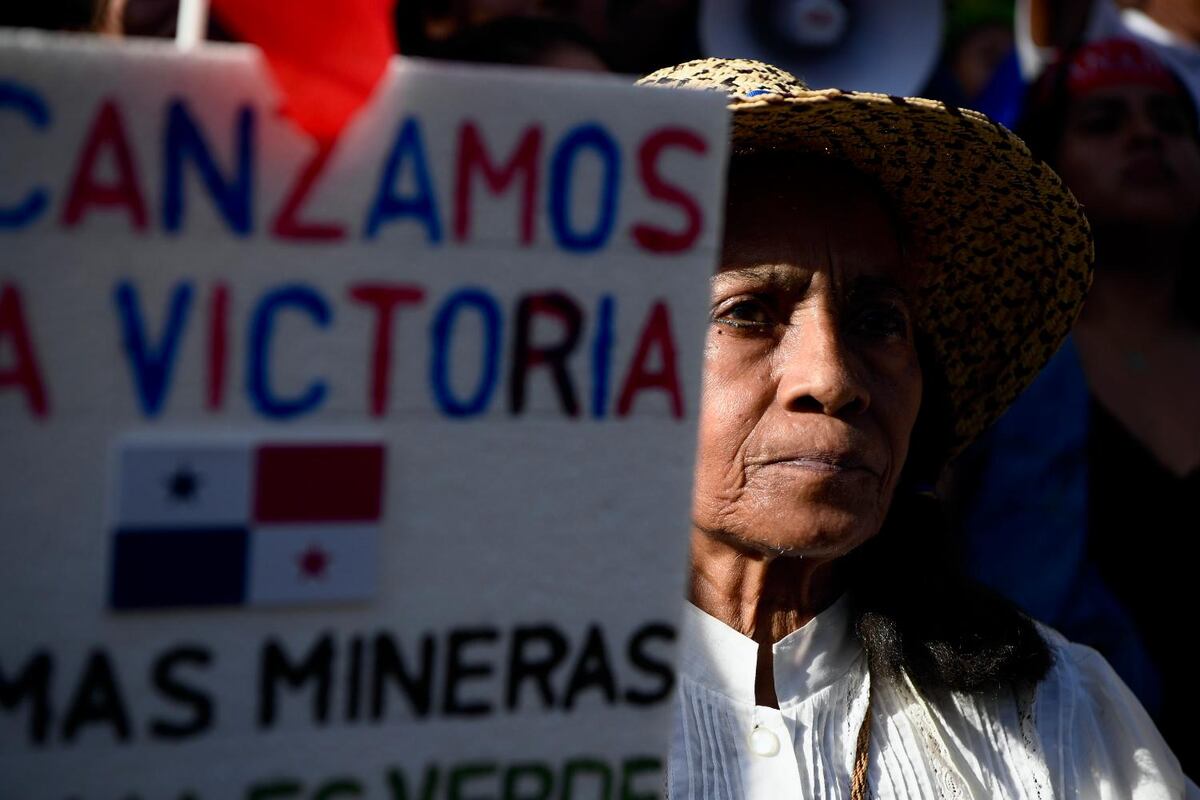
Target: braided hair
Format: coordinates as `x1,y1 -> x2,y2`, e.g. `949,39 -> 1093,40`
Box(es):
848,342 -> 1052,694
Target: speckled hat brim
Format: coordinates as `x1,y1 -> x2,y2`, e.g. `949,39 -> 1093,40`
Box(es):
640,59 -> 1094,457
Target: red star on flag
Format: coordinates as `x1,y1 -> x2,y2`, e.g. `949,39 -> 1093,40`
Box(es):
296,544 -> 332,580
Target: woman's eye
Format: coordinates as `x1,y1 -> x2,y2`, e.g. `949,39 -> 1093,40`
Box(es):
1077,112 -> 1122,136
854,302 -> 911,339
1149,104 -> 1189,136
713,298 -> 774,328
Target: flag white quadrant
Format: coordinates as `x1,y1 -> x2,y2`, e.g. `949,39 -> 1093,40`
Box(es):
246,525 -> 378,606
115,442 -> 253,528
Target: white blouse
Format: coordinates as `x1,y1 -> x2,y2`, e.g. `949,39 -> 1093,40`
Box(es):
671,596 -> 1198,799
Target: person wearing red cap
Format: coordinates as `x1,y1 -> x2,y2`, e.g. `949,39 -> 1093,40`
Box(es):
953,36 -> 1200,775
1018,0 -> 1200,109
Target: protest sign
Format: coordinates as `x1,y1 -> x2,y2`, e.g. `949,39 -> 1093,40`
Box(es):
0,30 -> 729,800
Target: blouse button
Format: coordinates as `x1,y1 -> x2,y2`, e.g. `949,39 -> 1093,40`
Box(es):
749,726 -> 781,757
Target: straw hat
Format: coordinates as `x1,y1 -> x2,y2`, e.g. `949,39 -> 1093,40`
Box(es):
639,58 -> 1094,458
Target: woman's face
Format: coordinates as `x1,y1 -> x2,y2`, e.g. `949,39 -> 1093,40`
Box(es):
1057,84 -> 1200,229
691,160 -> 923,558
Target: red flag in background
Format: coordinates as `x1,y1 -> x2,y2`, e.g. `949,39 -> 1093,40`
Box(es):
212,0 -> 396,144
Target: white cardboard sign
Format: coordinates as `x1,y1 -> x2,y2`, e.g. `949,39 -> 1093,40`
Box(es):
0,31 -> 729,800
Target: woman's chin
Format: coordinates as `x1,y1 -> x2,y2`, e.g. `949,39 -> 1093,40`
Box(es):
717,508 -> 883,559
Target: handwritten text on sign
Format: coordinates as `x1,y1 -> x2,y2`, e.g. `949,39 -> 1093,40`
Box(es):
0,31 -> 729,800
0,53 -> 711,423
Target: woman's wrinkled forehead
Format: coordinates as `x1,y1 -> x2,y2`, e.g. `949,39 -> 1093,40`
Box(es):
719,153 -> 917,288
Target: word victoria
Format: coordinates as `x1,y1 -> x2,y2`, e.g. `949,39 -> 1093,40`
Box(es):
0,281 -> 685,421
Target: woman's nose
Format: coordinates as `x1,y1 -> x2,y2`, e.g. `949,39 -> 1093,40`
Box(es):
1127,107 -> 1166,148
776,314 -> 870,418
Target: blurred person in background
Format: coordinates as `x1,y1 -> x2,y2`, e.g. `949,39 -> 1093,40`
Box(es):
395,0 -> 699,74
111,0 -> 698,75
395,0 -> 541,56
430,14 -> 611,71
597,0 -> 699,73
950,36 -> 1200,774
115,0 -> 615,71
117,0 -> 240,39
1,0 -> 120,33
922,0 -> 1032,128
923,0 -> 1018,108
1018,0 -> 1200,103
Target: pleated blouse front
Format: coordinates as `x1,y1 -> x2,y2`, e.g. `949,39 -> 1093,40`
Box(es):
670,596 -> 1195,799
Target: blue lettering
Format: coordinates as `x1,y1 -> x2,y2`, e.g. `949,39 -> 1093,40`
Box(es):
548,124 -> 620,253
591,294 -> 615,418
163,99 -> 254,235
114,281 -> 193,417
364,117 -> 442,243
0,82 -> 51,229
248,285 -> 330,418
430,288 -> 500,417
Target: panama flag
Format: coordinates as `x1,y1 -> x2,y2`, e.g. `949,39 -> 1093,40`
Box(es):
109,440 -> 385,610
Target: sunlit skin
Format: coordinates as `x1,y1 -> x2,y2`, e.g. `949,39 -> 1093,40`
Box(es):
687,158 -> 924,704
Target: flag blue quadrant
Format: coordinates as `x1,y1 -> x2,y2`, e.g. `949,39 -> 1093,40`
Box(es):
110,528 -> 248,609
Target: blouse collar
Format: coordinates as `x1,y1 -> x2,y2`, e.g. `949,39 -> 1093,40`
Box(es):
679,593 -> 862,708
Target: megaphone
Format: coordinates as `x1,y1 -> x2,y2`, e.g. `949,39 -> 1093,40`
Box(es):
700,0 -> 945,97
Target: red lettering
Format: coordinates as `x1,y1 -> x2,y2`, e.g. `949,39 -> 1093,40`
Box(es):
455,122 -> 542,245
348,283 -> 426,416
206,283 -> 229,411
272,143 -> 346,241
61,100 -> 148,230
630,128 -> 706,254
0,284 -> 49,418
617,301 -> 683,419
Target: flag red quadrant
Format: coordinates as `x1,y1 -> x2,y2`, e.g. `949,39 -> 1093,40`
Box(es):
254,444 -> 384,522
109,439 -> 385,610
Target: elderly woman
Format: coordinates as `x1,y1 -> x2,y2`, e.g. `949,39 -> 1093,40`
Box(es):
638,59 -> 1195,798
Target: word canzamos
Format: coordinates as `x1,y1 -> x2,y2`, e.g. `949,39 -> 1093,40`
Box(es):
0,87 -> 707,254
1,622 -> 674,747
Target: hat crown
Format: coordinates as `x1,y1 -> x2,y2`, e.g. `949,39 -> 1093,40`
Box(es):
634,57 -> 1094,456
638,58 -> 811,100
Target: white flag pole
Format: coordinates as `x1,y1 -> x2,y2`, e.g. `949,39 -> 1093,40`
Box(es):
175,0 -> 211,50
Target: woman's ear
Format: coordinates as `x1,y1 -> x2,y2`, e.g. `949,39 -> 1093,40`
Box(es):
899,334 -> 954,489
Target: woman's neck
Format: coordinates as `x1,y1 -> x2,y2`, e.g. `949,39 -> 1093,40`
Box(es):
688,530 -> 843,707
1078,268 -> 1178,334
1073,225 -> 1200,475
1082,225 -> 1187,329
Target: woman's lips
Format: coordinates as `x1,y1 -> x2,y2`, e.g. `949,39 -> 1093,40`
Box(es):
1121,156 -> 1176,185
